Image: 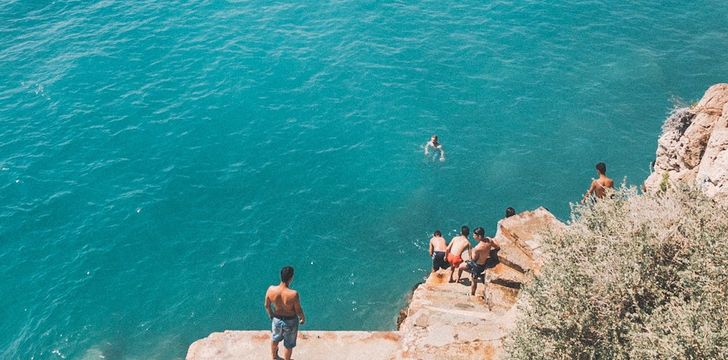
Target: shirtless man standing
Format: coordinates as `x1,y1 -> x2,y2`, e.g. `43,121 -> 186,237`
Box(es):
424,135 -> 445,161
582,162 -> 614,203
429,230 -> 450,273
264,266 -> 306,360
458,227 -> 499,296
446,226 -> 471,283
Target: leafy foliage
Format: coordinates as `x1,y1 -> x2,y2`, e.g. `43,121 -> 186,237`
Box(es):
507,185 -> 728,360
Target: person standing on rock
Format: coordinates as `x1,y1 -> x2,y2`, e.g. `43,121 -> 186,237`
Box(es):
446,226 -> 471,283
264,266 -> 306,360
459,227 -> 500,296
582,162 -> 614,203
429,230 -> 450,273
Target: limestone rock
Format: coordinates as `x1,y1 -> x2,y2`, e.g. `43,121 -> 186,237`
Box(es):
645,83 -> 728,204
696,101 -> 728,203
494,207 -> 566,274
186,208 -> 565,360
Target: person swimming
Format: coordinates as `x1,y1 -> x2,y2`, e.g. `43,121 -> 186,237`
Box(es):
424,135 -> 445,161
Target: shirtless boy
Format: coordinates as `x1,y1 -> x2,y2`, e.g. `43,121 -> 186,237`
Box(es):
582,162 -> 614,203
446,226 -> 471,283
458,227 -> 499,296
264,266 -> 306,360
429,230 -> 450,272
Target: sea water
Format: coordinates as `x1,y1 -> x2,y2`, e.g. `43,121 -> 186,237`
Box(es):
1,1 -> 727,359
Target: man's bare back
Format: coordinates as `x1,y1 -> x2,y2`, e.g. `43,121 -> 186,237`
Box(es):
471,240 -> 498,266
591,176 -> 614,199
429,234 -> 447,254
447,236 -> 470,257
583,162 -> 614,203
265,285 -> 302,319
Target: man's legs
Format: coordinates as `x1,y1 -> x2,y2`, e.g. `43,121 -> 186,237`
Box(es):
271,340 -> 280,360
457,262 -> 469,284
470,273 -> 477,295
282,346 -> 293,360
281,319 -> 298,360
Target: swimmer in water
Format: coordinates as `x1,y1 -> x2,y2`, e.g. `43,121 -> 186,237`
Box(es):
424,135 -> 445,161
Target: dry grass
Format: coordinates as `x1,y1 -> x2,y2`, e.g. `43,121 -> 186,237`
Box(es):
506,185 -> 728,360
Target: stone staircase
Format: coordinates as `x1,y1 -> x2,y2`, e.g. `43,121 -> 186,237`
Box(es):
186,208 -> 564,360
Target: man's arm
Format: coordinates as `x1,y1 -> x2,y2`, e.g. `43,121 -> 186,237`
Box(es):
424,142 -> 431,155
439,147 -> 445,161
446,239 -> 453,254
491,238 -> 500,250
294,292 -> 305,325
467,243 -> 472,260
264,288 -> 273,319
582,180 -> 596,203
429,239 -> 434,256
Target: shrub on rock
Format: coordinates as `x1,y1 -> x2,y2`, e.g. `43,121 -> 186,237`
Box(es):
507,185 -> 728,360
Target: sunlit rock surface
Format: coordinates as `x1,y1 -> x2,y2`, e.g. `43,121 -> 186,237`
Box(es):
645,83 -> 728,204
186,208 -> 564,360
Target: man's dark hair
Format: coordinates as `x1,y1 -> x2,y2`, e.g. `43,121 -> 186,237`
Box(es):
596,162 -> 607,174
505,207 -> 516,218
281,266 -> 294,283
461,226 -> 470,237
473,227 -> 485,237
434,230 -> 442,237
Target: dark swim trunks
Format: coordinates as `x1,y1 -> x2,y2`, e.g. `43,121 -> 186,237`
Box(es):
466,260 -> 487,275
432,251 -> 450,270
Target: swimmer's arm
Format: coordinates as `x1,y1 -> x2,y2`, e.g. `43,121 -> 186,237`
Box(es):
439,147 -> 445,161
424,142 -> 431,155
428,240 -> 434,256
264,289 -> 273,319
294,293 -> 305,324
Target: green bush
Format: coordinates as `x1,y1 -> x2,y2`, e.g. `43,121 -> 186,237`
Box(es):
506,185 -> 728,360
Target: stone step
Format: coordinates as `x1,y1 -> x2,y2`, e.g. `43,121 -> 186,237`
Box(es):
186,331 -> 401,360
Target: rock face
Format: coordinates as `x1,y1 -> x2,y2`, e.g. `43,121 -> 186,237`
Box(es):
396,207 -> 564,360
645,83 -> 728,203
186,208 -> 564,360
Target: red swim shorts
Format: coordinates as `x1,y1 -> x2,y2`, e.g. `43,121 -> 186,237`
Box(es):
447,253 -> 463,267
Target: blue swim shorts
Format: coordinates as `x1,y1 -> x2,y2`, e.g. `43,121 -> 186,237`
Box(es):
271,316 -> 299,349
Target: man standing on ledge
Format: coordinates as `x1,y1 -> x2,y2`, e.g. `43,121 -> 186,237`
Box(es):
265,266 -> 305,360
582,162 -> 614,203
459,227 -> 499,296
446,226 -> 471,283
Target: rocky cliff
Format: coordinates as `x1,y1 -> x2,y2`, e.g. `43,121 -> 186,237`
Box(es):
186,208 -> 564,360
645,83 -> 728,203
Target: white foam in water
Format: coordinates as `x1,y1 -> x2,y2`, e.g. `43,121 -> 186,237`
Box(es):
79,347 -> 105,360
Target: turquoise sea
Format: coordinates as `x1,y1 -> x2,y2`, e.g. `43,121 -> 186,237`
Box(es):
1,1 -> 727,359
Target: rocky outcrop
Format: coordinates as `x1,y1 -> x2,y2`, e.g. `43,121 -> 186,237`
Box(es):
186,208 -> 564,360
645,83 -> 728,203
396,207 -> 564,360
186,331 -> 402,359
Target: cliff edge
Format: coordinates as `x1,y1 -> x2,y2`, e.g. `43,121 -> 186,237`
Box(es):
186,208 -> 564,360
645,83 -> 728,203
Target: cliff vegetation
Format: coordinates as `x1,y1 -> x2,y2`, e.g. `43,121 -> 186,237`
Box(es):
507,186 -> 728,359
